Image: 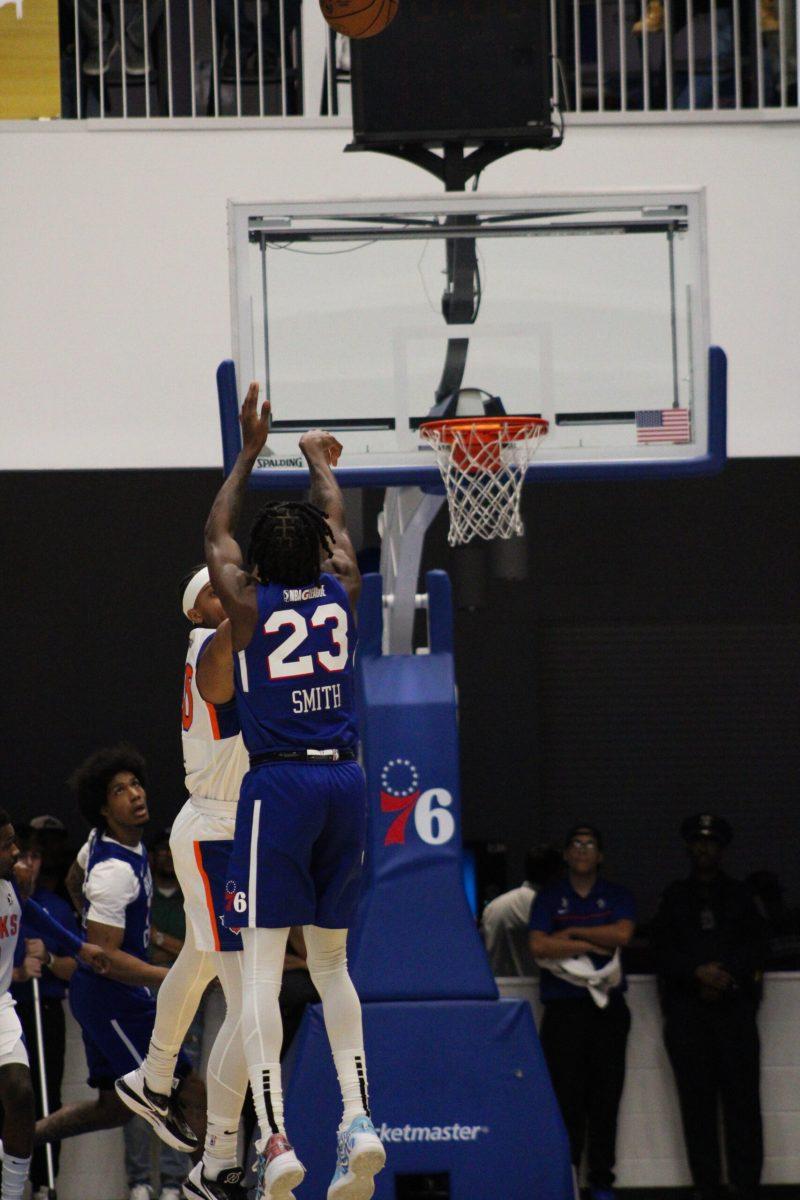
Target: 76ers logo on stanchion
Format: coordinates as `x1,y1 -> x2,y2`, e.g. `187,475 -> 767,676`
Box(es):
380,759 -> 455,847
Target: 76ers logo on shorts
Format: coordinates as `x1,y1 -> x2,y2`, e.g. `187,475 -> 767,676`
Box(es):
380,760 -> 455,847
224,880 -> 246,933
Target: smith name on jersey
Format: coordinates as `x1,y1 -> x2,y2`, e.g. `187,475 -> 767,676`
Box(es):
182,627 -> 249,800
233,573 -> 359,755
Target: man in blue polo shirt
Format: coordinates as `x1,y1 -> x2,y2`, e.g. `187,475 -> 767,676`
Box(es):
529,824 -> 636,1200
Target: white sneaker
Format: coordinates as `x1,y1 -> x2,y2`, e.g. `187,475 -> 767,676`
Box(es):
33,1189 -> 51,1200
328,1115 -> 386,1200
160,1188 -> 183,1200
130,1187 -> 154,1200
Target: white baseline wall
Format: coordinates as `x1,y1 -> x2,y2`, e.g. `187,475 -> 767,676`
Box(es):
1,119 -> 799,470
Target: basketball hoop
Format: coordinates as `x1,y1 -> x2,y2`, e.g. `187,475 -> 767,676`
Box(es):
419,416 -> 549,546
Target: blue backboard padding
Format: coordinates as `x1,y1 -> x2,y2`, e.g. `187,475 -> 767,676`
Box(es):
216,346 -> 727,489
351,646 -> 498,1002
283,999 -> 574,1200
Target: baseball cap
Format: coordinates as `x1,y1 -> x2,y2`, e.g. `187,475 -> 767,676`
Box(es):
680,813 -> 733,847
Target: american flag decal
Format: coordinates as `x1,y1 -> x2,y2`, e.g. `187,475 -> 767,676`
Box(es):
635,408 -> 691,444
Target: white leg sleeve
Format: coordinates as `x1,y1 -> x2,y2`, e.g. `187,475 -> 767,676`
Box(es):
145,938 -> 218,1095
203,951 -> 249,1178
240,926 -> 290,1149
303,926 -> 370,1125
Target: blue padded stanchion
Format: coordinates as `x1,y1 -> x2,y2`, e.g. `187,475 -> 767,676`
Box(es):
348,571 -> 496,1002
283,999 -> 574,1200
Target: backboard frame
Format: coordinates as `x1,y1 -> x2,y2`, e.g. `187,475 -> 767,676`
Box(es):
221,189 -> 726,490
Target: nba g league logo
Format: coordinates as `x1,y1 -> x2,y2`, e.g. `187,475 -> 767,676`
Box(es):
380,760 -> 455,847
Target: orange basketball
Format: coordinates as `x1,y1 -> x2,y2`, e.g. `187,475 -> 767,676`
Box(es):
319,0 -> 399,39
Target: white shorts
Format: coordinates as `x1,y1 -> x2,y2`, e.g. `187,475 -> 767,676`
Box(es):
0,992 -> 30,1069
170,796 -> 241,953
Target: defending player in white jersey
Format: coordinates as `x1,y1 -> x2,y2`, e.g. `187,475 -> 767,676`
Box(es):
116,567 -> 251,1200
0,810 -> 108,1200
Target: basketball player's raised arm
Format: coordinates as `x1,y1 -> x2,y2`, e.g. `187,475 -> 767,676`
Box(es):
196,618 -> 235,706
204,381 -> 269,647
299,429 -> 361,606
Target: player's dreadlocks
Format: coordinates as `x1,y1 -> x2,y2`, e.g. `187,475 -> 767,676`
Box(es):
247,500 -> 335,586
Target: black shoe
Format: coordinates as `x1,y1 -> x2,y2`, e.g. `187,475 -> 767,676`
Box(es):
83,40 -> 118,75
182,1164 -> 247,1199
115,1068 -> 199,1152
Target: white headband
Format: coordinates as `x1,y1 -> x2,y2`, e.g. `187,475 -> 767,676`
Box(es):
182,567 -> 211,617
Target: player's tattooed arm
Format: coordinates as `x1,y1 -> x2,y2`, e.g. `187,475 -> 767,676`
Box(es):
204,381 -> 268,649
85,919 -> 168,988
196,619 -> 235,705
300,428 -> 361,607
65,859 -> 85,915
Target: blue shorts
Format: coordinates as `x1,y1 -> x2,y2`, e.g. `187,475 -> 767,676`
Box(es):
69,969 -> 190,1090
222,760 -> 367,930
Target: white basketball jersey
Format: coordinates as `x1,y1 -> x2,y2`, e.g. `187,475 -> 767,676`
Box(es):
0,882 -> 22,996
182,628 -> 249,803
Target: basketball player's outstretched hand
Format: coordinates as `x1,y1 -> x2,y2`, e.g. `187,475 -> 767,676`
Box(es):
79,942 -> 111,975
239,381 -> 271,457
299,428 -> 343,468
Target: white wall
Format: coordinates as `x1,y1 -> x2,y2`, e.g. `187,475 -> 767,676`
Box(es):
1,118 -> 799,470
500,972 -> 800,1188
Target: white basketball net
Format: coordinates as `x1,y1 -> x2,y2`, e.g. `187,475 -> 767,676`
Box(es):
421,419 -> 547,547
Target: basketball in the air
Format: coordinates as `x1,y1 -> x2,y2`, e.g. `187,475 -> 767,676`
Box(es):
319,0 -> 399,39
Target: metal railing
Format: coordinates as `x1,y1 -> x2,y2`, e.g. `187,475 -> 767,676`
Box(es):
53,0 -> 798,120
550,0 -> 798,114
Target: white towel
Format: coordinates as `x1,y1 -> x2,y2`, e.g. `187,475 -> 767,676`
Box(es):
534,948 -> 622,1008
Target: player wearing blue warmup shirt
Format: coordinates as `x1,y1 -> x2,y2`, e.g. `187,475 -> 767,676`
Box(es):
33,746 -> 206,1156
203,383 -> 384,1200
529,824 -> 636,1200
0,810 -> 108,1200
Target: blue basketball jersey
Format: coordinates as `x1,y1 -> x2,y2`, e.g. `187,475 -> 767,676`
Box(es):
233,572 -> 359,756
83,831 -> 152,961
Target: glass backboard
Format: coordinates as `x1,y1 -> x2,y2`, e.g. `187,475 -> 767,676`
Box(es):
221,190 -> 725,489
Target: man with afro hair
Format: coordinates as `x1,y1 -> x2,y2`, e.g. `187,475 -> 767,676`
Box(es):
35,745 -> 206,1165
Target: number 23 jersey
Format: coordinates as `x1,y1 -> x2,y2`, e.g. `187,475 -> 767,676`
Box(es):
233,572 -> 359,755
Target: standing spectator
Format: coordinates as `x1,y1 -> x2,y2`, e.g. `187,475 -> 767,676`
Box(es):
10,824 -> 79,1200
746,870 -> 800,969
123,829 -> 197,1200
528,824 -> 636,1200
480,845 -> 563,976
651,814 -> 767,1200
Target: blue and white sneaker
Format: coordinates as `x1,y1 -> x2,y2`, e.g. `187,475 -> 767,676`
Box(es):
327,1115 -> 387,1200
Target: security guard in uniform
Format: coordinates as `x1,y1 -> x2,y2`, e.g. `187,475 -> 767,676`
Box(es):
651,815 -> 767,1200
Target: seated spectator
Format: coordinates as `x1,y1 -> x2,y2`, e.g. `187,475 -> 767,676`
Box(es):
214,0 -> 303,112
77,0 -> 163,76
10,823 -> 80,1200
123,828 -> 198,1200
480,844 -> 563,977
528,824 -> 636,1200
651,814 -> 767,1200
746,870 -> 800,969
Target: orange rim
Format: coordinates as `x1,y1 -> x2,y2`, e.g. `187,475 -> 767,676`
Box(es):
420,415 -> 549,445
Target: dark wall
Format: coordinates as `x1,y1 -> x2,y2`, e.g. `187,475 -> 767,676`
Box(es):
4,461 -> 799,918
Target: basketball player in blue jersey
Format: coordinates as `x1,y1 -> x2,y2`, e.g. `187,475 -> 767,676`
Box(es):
33,746 -> 206,1156
116,569 -> 251,1200
0,811 -> 109,1200
203,382 -> 384,1200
